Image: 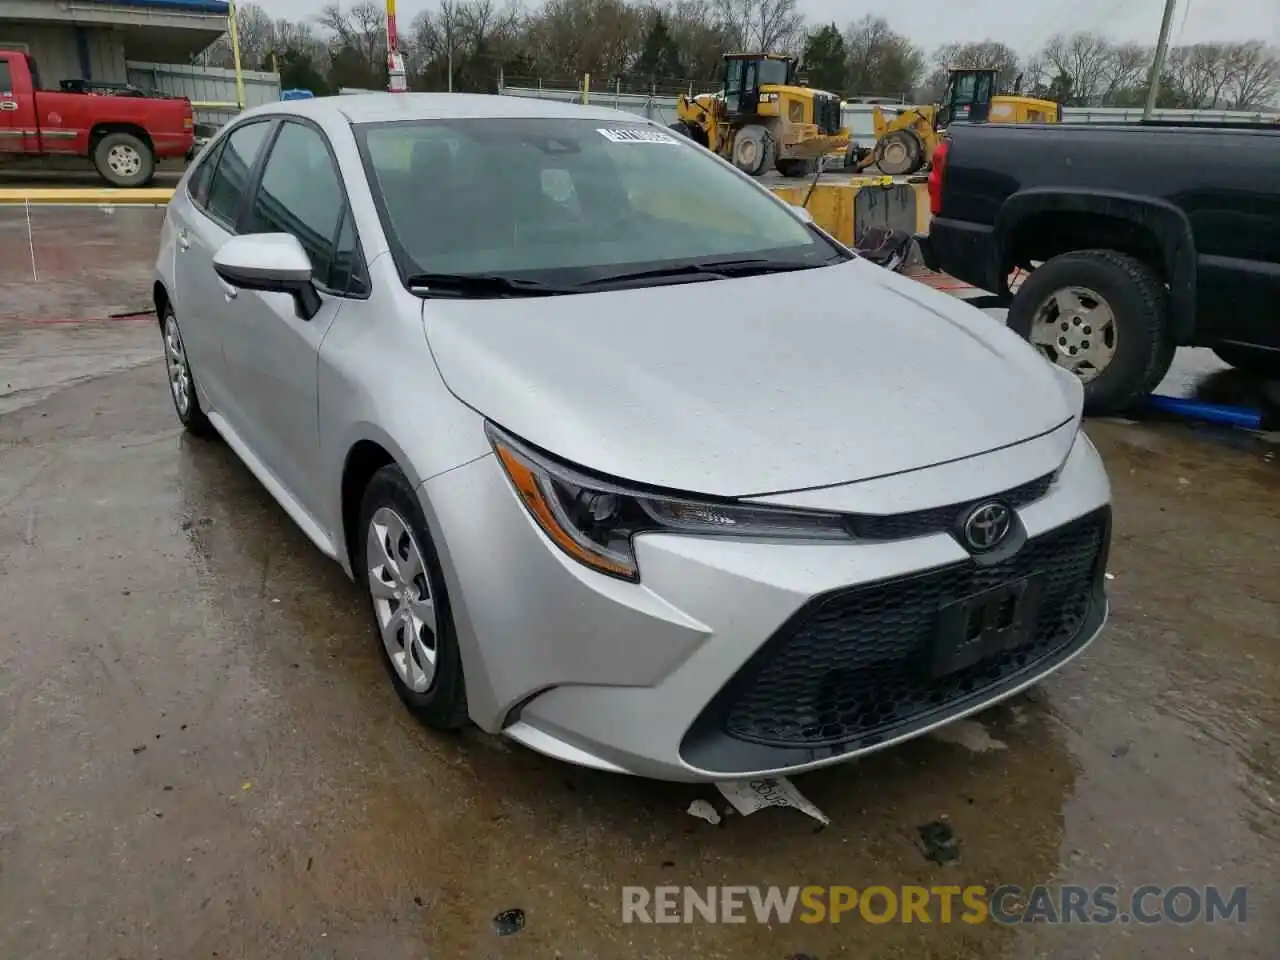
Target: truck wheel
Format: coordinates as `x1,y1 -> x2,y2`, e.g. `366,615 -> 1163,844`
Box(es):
1007,250 -> 1172,416
776,158 -> 815,178
1212,344 -> 1280,378
731,125 -> 775,176
94,132 -> 155,187
874,130 -> 922,176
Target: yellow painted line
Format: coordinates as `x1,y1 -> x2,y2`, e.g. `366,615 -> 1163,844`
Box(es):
0,187 -> 175,205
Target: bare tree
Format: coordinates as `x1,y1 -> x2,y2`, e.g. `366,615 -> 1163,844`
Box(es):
926,39 -> 1021,99
1224,41 -> 1279,109
1041,32 -> 1114,105
843,15 -> 924,99
316,2 -> 387,71
1098,42 -> 1149,104
714,0 -> 802,53
665,0 -> 733,83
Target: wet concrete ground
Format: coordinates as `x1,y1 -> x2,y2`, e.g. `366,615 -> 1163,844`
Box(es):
0,212 -> 1277,959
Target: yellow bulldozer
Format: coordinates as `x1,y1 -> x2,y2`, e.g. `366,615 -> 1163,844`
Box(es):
865,68 -> 1061,175
671,53 -> 851,177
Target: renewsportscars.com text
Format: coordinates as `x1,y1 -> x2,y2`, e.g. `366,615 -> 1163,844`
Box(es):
621,884 -> 1249,925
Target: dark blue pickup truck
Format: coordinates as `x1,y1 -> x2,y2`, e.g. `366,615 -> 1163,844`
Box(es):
917,121 -> 1280,414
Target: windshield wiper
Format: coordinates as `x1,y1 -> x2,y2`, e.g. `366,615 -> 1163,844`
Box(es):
406,272 -> 577,299
574,257 -> 827,289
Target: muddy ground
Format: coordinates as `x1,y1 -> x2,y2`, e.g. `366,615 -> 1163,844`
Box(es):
0,206 -> 1277,959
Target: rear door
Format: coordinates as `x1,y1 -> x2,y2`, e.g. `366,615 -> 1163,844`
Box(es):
220,117 -> 368,520
168,118 -> 274,417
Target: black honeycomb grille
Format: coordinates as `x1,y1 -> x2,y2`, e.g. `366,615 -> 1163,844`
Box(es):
718,509 -> 1107,748
848,473 -> 1054,542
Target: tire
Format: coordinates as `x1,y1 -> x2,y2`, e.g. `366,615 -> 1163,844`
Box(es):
160,303 -> 215,437
775,158 -> 815,178
93,131 -> 155,187
731,124 -> 775,176
1007,250 -> 1171,416
1212,343 -> 1280,378
356,465 -> 469,731
669,120 -> 708,148
874,130 -> 923,176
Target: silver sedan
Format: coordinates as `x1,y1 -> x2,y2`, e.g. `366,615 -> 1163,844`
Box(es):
153,93 -> 1111,782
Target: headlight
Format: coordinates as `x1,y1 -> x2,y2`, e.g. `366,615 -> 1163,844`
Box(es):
487,424 -> 851,582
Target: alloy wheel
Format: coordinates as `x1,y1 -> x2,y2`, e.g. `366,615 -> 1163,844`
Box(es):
1029,285 -> 1118,383
163,314 -> 191,416
107,144 -> 142,179
366,506 -> 439,693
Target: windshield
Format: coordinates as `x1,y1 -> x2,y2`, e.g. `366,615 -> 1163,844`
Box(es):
356,117 -> 839,290
756,59 -> 790,86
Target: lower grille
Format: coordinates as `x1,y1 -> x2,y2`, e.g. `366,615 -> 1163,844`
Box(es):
713,509 -> 1108,749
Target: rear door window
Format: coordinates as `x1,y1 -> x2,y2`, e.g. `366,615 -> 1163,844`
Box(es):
0,60 -> 12,96
203,120 -> 272,231
186,137 -> 225,208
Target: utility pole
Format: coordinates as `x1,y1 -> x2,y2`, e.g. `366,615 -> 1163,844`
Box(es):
1143,0 -> 1178,120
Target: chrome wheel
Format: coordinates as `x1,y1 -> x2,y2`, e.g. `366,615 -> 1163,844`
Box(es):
367,507 -> 438,693
163,314 -> 191,416
107,143 -> 142,178
1029,285 -> 1118,383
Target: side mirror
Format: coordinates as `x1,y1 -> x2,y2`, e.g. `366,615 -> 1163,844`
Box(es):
212,233 -> 321,320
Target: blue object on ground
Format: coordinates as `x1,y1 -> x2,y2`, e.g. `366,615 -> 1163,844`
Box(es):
280,89 -> 316,101
1147,394 -> 1263,430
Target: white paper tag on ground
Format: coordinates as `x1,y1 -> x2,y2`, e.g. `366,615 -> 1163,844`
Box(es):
686,799 -> 722,824
597,128 -> 677,144
715,777 -> 829,825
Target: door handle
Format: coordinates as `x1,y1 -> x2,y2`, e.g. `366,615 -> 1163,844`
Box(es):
0,101 -> 18,112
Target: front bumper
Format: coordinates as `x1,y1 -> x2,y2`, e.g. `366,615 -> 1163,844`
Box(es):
421,430 -> 1111,782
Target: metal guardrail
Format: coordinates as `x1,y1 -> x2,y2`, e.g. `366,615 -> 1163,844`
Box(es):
498,84 -> 1280,148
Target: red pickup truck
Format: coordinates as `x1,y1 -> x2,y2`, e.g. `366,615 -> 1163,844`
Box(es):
0,51 -> 195,187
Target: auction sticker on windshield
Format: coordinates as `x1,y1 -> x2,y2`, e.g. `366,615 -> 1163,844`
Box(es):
598,128 -> 678,144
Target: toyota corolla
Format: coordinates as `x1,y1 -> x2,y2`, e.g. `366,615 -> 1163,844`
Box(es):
153,93 -> 1110,782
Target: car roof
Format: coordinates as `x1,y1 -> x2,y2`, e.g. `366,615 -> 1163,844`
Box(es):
244,92 -> 652,126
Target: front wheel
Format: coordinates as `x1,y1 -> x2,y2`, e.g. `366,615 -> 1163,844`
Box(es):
357,465 -> 469,730
94,131 -> 156,187
1007,249 -> 1173,415
731,125 -> 775,176
873,130 -> 923,176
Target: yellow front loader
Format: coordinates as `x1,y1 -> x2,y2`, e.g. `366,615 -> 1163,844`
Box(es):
672,53 -> 850,177
865,68 -> 1061,175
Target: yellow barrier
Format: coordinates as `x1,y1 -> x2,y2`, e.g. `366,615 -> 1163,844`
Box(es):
0,187 -> 174,206
768,178 -> 930,246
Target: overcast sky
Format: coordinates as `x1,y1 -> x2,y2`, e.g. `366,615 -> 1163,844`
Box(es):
256,0 -> 1280,51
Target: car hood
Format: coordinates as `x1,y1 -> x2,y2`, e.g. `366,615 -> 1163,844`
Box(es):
422,258 -> 1077,498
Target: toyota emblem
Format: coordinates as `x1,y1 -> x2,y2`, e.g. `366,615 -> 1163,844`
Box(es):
962,502 -> 1012,551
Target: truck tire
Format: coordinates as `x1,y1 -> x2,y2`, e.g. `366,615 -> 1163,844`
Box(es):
1007,250 -> 1173,416
874,130 -> 923,176
1212,344 -> 1280,378
775,158 -> 815,178
669,120 -> 707,148
93,131 -> 155,187
731,125 -> 775,176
